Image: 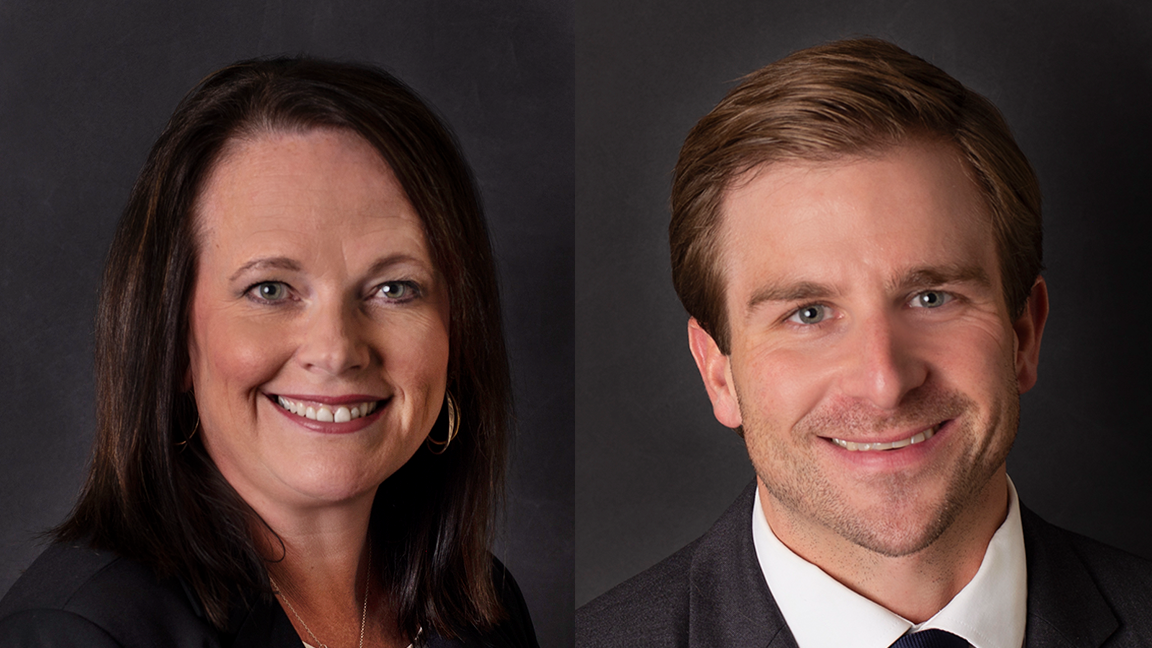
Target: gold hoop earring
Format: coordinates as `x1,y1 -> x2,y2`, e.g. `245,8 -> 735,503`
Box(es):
427,393 -> 459,455
177,415 -> 199,448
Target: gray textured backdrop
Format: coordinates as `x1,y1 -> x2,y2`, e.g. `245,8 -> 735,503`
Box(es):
0,2 -> 573,646
576,0 -> 1152,606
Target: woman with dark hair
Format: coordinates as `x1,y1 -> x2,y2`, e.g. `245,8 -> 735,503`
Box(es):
0,58 -> 537,647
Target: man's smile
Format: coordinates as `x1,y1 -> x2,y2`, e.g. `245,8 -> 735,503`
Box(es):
830,422 -> 944,452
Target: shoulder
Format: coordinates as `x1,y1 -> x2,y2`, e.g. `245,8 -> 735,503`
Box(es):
0,542 -> 217,647
1060,526 -> 1152,593
426,557 -> 540,648
485,557 -> 541,648
576,538 -> 697,648
1023,505 -> 1152,598
576,483 -> 769,648
1021,505 -> 1152,642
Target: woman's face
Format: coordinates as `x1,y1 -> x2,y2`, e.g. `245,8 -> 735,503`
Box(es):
186,128 -> 449,512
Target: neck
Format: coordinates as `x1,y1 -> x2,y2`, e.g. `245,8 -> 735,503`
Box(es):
759,468 -> 1009,623
248,490 -> 405,647
253,487 -> 376,595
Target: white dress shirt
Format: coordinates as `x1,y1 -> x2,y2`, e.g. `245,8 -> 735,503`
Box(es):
751,478 -> 1027,648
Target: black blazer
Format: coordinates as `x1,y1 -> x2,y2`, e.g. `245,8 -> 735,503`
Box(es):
0,543 -> 539,648
577,483 -> 1152,647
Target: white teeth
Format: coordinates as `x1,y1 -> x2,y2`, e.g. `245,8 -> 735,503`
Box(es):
276,396 -> 379,423
832,425 -> 938,452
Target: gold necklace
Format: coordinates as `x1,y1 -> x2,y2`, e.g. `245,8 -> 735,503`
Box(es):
270,543 -> 372,648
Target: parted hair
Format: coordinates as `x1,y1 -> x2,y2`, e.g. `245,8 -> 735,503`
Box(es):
56,58 -> 511,641
670,38 -> 1043,353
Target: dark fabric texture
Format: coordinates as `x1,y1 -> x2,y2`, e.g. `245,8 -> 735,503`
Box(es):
0,542 -> 539,648
889,629 -> 969,648
576,481 -> 1152,648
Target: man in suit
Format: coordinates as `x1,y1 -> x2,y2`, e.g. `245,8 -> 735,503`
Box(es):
577,38 -> 1152,647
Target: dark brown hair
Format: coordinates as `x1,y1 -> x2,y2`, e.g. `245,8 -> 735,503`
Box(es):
670,38 -> 1043,353
56,58 -> 511,640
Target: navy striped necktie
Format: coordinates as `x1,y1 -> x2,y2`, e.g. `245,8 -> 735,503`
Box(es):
888,629 -> 970,648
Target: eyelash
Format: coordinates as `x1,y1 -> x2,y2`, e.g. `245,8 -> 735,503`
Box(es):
245,281 -> 293,303
786,303 -> 832,326
784,290 -> 956,326
908,290 -> 955,309
373,280 -> 421,303
243,280 -> 422,305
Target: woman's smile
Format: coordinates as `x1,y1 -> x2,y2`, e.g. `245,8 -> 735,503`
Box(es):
274,394 -> 384,422
270,393 -> 390,433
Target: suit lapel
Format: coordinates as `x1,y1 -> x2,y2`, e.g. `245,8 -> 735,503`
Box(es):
1021,505 -> 1118,648
681,488 -> 1122,648
687,482 -> 800,648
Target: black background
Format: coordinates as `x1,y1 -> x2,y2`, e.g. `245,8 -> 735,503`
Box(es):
0,2 -> 574,646
576,0 -> 1152,606
5,0 -> 1152,638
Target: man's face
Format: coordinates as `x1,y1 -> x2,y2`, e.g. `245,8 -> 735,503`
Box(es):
689,141 -> 1046,557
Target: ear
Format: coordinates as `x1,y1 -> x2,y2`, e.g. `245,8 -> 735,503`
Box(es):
1013,276 -> 1049,394
687,318 -> 743,428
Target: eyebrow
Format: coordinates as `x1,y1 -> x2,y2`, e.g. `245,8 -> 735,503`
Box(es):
747,281 -> 837,311
229,257 -> 302,282
895,265 -> 991,292
228,253 -> 431,283
745,264 -> 992,312
363,253 -> 432,278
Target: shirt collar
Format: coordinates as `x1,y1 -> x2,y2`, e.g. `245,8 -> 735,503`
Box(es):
751,477 -> 1027,648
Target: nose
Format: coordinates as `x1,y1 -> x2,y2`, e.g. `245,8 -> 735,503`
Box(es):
837,313 -> 928,411
297,298 -> 371,376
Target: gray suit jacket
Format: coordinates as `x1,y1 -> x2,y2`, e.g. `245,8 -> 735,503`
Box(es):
577,483 -> 1152,647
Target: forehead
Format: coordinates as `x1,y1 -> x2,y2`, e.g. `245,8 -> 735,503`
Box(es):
191,128 -> 434,280
195,128 -> 423,237
717,141 -> 998,304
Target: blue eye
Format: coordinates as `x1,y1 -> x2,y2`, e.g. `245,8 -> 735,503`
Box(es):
911,291 -> 952,308
789,304 -> 828,325
252,282 -> 288,301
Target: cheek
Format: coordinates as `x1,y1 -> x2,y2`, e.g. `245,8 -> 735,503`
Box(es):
384,313 -> 450,385
189,305 -> 292,415
926,319 -> 1016,392
369,305 -> 451,427
732,344 -> 835,429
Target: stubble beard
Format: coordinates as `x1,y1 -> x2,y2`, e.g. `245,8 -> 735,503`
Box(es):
740,376 -> 1019,558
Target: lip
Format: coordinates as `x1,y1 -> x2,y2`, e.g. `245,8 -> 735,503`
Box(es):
825,422 -> 941,446
821,420 -> 952,469
274,393 -> 386,406
266,393 -> 389,435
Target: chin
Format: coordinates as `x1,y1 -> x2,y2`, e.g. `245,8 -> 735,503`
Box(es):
832,502 -> 956,557
276,453 -> 392,504
761,466 -> 973,558
288,476 -> 383,506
